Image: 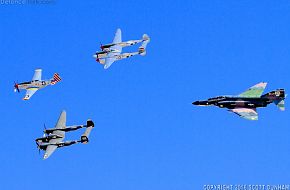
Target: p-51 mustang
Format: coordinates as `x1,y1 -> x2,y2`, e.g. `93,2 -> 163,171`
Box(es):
192,82 -> 286,120
14,69 -> 61,100
93,28 -> 150,69
35,110 -> 94,159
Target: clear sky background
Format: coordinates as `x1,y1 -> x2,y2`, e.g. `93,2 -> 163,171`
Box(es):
0,0 -> 290,189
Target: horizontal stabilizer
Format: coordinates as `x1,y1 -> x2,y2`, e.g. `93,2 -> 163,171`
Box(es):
274,99 -> 285,111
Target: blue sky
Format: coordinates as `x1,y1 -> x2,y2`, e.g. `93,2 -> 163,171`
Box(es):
0,0 -> 290,189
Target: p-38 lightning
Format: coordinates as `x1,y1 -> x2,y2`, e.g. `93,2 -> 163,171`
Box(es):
192,82 -> 286,120
14,69 -> 61,100
35,110 -> 94,159
93,28 -> 150,69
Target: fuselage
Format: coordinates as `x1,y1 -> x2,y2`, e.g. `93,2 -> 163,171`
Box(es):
193,96 -> 273,109
37,135 -> 64,151
94,49 -> 121,59
17,80 -> 52,90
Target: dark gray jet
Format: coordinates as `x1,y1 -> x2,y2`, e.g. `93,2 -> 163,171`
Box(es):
35,110 -> 94,159
192,82 -> 285,120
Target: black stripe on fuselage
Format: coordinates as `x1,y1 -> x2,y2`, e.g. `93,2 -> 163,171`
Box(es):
213,97 -> 272,109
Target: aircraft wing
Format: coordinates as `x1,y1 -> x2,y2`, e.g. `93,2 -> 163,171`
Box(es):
103,29 -> 122,69
112,28 -> 122,51
52,111 -> 66,137
43,145 -> 58,160
229,108 -> 258,120
32,69 -> 42,81
23,88 -> 39,100
43,111 -> 66,159
238,82 -> 267,98
104,57 -> 117,69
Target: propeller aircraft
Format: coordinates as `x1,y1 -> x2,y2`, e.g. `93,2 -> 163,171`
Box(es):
14,69 -> 61,100
93,28 -> 150,69
35,110 -> 94,159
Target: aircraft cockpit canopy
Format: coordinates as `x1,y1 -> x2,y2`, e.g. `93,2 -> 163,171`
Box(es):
208,96 -> 226,102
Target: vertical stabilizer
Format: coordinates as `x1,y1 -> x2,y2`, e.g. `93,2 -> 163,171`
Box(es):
262,89 -> 285,111
51,73 -> 62,85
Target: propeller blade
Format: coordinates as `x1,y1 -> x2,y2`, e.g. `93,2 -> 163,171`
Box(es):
43,123 -> 47,137
14,81 -> 20,93
36,141 -> 41,155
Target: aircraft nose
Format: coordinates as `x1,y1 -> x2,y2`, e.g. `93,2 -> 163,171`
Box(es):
192,100 -> 209,106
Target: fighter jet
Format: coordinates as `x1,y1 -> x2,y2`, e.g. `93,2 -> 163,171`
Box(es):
35,111 -> 94,159
93,28 -> 150,69
14,69 -> 61,100
192,82 -> 285,120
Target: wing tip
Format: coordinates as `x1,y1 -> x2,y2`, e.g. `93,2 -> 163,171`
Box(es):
43,153 -> 50,160
255,82 -> 267,88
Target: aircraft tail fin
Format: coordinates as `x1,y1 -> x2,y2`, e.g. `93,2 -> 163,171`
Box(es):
139,34 -> 150,56
81,120 -> 94,144
86,120 -> 94,128
142,34 -> 150,41
51,73 -> 62,85
261,89 -> 285,111
138,46 -> 146,56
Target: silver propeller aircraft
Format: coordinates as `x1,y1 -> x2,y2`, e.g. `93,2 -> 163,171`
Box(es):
93,28 -> 150,69
35,111 -> 94,159
14,69 -> 61,100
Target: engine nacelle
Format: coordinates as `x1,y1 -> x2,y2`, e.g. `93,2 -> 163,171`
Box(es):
96,58 -> 105,64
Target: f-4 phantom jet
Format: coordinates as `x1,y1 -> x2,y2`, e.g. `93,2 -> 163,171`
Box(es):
14,69 -> 61,100
36,111 -> 94,159
192,82 -> 285,120
93,28 -> 150,69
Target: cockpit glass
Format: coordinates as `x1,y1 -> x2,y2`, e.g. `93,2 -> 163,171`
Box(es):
208,96 -> 225,101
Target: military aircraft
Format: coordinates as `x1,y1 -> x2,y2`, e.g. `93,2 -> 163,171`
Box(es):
35,111 -> 94,159
14,69 -> 61,100
192,82 -> 285,120
93,28 -> 150,69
